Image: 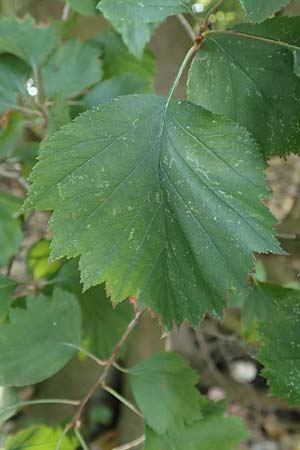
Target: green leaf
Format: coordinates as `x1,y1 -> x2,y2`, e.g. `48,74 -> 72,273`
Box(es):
0,54 -> 30,115
79,284 -> 134,359
66,0 -> 98,15
0,275 -> 17,321
25,94 -> 281,328
84,73 -> 152,107
188,17 -> 300,158
0,112 -> 25,159
257,286 -> 300,405
97,30 -> 155,81
0,288 -> 81,386
27,240 -> 62,280
0,16 -> 58,68
144,415 -> 247,450
42,39 -> 102,99
0,192 -> 23,268
97,0 -> 193,58
0,387 -> 19,427
47,92 -> 71,137
4,426 -> 77,450
239,0 -> 290,22
128,352 -> 204,433
242,282 -> 276,325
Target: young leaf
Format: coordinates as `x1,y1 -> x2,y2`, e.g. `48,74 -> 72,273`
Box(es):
0,55 -> 30,115
239,0 -> 290,23
257,286 -> 300,405
0,16 -> 58,68
4,426 -> 77,450
83,73 -> 152,108
66,0 -> 98,15
144,415 -> 247,450
41,39 -> 102,99
0,193 -> 23,268
0,387 -> 19,427
97,0 -> 193,58
128,352 -> 203,433
25,95 -> 281,328
188,17 -> 300,158
0,275 -> 17,321
0,288 -> 81,386
97,30 -> 155,81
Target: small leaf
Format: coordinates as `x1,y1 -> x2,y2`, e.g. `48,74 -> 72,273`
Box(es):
97,30 -> 155,81
257,286 -> 300,405
188,17 -> 300,158
0,192 -> 23,268
144,415 -> 247,450
25,95 -> 281,328
0,55 -> 30,115
0,275 -> 17,321
27,240 -> 62,280
0,387 -> 19,427
97,0 -> 193,58
41,39 -> 102,99
4,426 -> 77,450
0,16 -> 58,68
66,0 -> 98,15
0,288 -> 81,386
239,0 -> 291,22
83,73 -> 152,107
128,352 -> 204,433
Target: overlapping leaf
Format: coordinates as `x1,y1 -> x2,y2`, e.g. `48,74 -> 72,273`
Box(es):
145,416 -> 246,450
239,0 -> 291,22
257,286 -> 300,405
42,39 -> 102,99
4,426 -> 77,450
128,352 -> 204,433
188,17 -> 300,158
0,288 -> 81,386
25,94 -> 281,328
0,16 -> 58,68
0,275 -> 17,321
0,193 -> 23,268
0,55 -> 29,115
98,0 -> 193,58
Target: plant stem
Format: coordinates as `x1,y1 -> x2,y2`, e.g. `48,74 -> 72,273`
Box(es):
74,428 -> 90,450
62,3 -> 71,21
103,385 -> 143,418
0,398 -> 80,417
111,435 -> 145,450
203,0 -> 224,29
64,343 -> 107,366
177,14 -> 195,40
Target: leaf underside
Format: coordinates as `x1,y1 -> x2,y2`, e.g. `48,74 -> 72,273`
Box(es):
25,94 -> 281,329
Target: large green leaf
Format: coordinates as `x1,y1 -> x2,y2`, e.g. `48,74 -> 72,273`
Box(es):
0,275 -> 17,321
128,352 -> 204,433
0,16 -> 58,68
145,416 -> 246,450
97,30 -> 155,81
4,426 -> 77,450
188,17 -> 300,158
0,193 -> 23,268
0,55 -> 30,115
25,94 -> 281,328
239,0 -> 290,22
257,286 -> 300,405
0,288 -> 81,386
42,39 -> 102,99
97,0 -> 193,58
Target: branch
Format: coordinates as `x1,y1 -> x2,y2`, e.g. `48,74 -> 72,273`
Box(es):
177,14 -> 195,41
111,435 -> 146,450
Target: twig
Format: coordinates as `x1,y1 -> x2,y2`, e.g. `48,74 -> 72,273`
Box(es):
177,14 -> 195,40
0,398 -> 80,417
62,3 -> 71,21
0,167 -> 30,190
103,385 -> 143,418
111,435 -> 146,450
74,428 -> 90,450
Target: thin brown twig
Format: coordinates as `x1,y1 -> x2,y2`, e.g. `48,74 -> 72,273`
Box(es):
111,435 -> 146,450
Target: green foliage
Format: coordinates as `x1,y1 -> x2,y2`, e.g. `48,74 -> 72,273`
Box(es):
98,0 -> 193,58
0,192 -> 23,268
25,94 -> 281,328
66,0 -> 98,15
0,387 -> 19,427
0,275 -> 17,321
0,55 -> 29,114
239,0 -> 290,22
0,288 -> 81,386
257,286 -> 300,405
27,240 -> 62,280
188,17 -> 300,158
4,426 -> 78,450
